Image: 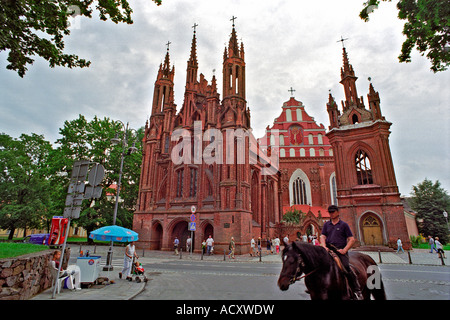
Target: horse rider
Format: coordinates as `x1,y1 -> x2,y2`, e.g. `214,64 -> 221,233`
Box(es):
319,205 -> 363,300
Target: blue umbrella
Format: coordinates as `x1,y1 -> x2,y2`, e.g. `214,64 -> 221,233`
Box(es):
89,225 -> 139,242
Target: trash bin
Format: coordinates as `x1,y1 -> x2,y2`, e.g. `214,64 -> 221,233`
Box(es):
76,256 -> 101,283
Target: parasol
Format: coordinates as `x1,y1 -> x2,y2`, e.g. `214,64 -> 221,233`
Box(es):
89,225 -> 139,242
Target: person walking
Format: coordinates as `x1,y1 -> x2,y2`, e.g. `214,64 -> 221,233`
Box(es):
206,235 -> 214,255
428,235 -> 438,253
435,237 -> 446,259
173,237 -> 180,255
229,237 -> 236,259
119,241 -> 138,281
250,237 -> 256,256
396,237 -> 405,253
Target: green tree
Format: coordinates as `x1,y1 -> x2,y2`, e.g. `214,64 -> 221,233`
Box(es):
360,0 -> 450,72
50,115 -> 143,243
0,0 -> 162,77
409,178 -> 449,243
0,133 -> 53,239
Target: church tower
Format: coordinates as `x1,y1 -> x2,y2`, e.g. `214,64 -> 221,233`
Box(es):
326,44 -> 410,249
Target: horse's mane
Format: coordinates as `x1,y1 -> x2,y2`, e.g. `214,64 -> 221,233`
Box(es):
287,241 -> 332,270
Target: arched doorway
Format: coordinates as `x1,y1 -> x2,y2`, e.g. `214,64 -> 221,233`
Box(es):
204,223 -> 214,240
361,214 -> 383,245
172,220 -> 190,251
151,222 -> 163,250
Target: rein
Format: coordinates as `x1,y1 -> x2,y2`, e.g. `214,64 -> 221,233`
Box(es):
289,252 -> 317,284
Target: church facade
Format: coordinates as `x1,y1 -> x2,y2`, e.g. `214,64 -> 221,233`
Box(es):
132,22 -> 410,253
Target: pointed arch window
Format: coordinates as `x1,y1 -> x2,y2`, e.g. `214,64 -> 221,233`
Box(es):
293,177 -> 307,205
355,150 -> 373,185
176,169 -> 184,198
189,168 -> 198,197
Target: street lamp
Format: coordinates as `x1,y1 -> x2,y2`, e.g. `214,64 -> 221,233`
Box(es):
104,121 -> 137,271
443,211 -> 449,231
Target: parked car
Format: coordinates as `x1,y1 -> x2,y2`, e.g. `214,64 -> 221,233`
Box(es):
23,233 -> 50,245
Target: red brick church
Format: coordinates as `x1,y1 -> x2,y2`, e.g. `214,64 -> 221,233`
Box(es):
132,22 -> 410,253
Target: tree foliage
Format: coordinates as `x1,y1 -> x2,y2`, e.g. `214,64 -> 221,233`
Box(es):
0,0 -> 162,77
360,0 -> 450,72
0,133 -> 53,239
0,115 -> 143,241
409,178 -> 449,243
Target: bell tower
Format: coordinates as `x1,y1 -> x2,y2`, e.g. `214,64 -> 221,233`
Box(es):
326,42 -> 410,249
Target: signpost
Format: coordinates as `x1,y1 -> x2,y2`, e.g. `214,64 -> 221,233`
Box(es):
189,206 -> 197,254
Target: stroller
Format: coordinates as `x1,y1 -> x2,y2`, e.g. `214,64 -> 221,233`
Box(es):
131,258 -> 148,283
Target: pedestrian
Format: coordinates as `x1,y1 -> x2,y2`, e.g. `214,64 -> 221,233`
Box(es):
302,234 -> 308,243
396,237 -> 404,253
250,236 -> 256,256
283,235 -> 289,245
266,237 -> 272,253
201,239 -> 206,255
320,205 -> 363,300
273,236 -> 280,254
119,241 -> 138,281
435,237 -> 446,259
257,237 -> 262,256
229,237 -> 236,259
313,235 -> 320,246
206,235 -> 214,255
186,236 -> 192,253
173,237 -> 179,255
428,235 -> 438,253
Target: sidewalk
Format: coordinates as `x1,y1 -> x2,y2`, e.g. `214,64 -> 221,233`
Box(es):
31,245 -> 447,300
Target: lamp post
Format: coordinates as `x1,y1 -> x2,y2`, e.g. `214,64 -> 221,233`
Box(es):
103,121 -> 137,271
444,211 -> 449,231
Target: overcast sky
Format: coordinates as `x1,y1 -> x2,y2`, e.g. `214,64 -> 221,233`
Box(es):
0,0 -> 449,197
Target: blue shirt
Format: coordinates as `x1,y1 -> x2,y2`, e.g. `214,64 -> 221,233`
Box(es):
321,219 -> 353,249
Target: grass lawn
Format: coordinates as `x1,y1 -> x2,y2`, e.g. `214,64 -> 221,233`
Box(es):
0,242 -> 49,259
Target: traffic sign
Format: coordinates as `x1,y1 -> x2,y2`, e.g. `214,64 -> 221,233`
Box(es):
190,214 -> 196,222
189,222 -> 196,231
191,205 -> 196,213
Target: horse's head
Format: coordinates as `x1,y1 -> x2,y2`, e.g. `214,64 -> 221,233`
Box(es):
277,240 -> 305,291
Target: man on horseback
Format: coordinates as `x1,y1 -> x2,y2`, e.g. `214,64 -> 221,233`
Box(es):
320,205 -> 363,300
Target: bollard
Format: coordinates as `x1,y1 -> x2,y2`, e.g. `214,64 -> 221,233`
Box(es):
94,244 -> 97,254
259,249 -> 262,262
224,250 -> 226,261
180,248 -> 182,259
79,244 -> 82,254
201,249 -> 204,260
439,253 -> 445,266
408,251 -> 412,264
142,248 -> 145,257
378,250 -> 382,264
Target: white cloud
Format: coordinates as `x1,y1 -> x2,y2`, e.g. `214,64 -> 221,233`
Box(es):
0,0 -> 448,195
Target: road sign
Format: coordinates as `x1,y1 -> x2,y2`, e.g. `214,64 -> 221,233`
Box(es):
87,163 -> 105,186
191,205 -> 196,213
189,222 -> 196,231
190,214 -> 196,222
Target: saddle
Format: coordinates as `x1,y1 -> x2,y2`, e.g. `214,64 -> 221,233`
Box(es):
328,250 -> 345,272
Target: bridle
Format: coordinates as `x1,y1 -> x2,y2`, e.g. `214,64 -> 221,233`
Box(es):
285,251 -> 317,284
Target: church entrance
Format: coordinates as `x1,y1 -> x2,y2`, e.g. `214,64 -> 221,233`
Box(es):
172,221 -> 190,251
151,222 -> 163,250
361,214 -> 383,246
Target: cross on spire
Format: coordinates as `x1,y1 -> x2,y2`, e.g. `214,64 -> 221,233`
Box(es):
192,23 -> 198,33
166,41 -> 171,51
230,16 -> 237,27
288,87 -> 296,97
337,36 -> 349,48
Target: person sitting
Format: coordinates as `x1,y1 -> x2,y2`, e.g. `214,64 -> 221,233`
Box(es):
51,250 -> 81,290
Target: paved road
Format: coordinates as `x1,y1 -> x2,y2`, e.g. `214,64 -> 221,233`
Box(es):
134,259 -> 450,300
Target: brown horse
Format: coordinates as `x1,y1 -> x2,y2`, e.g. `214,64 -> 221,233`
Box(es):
278,241 -> 386,300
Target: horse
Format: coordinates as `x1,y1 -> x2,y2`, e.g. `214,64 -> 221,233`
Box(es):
277,241 -> 386,300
